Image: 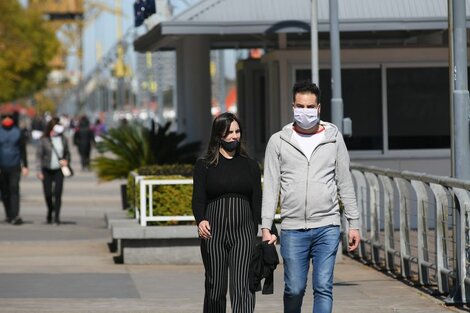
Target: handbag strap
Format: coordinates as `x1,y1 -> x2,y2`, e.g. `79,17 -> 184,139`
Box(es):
49,138 -> 64,160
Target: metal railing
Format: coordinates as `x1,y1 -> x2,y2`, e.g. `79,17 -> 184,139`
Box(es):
349,163 -> 470,304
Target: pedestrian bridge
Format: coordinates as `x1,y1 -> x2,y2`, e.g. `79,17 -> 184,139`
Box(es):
0,146 -> 468,312
127,162 -> 470,310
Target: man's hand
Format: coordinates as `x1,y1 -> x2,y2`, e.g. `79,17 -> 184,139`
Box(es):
262,228 -> 277,244
198,220 -> 211,240
348,229 -> 360,252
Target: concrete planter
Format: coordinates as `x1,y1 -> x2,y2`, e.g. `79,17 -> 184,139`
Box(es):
108,215 -> 201,264
107,213 -> 283,265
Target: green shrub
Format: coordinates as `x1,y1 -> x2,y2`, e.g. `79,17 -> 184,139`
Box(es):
151,176 -> 193,225
137,164 -> 194,176
128,164 -> 194,224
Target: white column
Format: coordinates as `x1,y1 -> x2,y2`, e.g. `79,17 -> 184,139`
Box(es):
176,36 -> 212,151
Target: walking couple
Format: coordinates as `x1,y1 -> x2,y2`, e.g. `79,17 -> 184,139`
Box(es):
192,81 -> 361,313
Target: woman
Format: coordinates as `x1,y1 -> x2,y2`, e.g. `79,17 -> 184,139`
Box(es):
36,117 -> 71,225
192,112 -> 277,313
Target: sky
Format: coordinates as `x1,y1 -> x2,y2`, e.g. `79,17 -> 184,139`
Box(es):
82,0 -> 199,75
20,0 -> 237,80
81,0 -> 237,79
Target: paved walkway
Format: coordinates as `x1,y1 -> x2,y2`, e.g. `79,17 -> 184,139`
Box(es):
0,147 -> 465,312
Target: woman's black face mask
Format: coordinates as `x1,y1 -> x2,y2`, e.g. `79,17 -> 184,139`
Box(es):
220,140 -> 239,152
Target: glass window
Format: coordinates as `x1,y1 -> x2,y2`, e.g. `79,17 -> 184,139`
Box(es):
253,71 -> 267,148
387,67 -> 450,149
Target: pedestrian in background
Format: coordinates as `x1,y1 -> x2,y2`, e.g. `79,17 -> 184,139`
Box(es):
0,113 -> 29,225
73,115 -> 94,171
192,112 -> 278,313
31,114 -> 45,144
261,81 -> 360,313
36,117 -> 71,225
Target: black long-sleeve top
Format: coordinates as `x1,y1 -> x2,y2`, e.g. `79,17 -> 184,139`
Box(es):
192,154 -> 278,236
192,154 -> 262,225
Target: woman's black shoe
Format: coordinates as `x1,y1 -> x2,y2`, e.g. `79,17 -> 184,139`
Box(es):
10,217 -> 23,225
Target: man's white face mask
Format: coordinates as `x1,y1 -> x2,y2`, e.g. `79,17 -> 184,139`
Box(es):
293,108 -> 319,130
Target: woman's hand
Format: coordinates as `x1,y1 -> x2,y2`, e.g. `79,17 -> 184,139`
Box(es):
262,228 -> 277,244
198,220 -> 211,240
36,172 -> 44,181
59,159 -> 68,167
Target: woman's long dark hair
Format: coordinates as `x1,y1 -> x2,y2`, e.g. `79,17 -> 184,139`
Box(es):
43,117 -> 60,138
203,112 -> 249,166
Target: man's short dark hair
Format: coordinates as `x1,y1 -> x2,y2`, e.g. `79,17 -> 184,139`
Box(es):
292,80 -> 321,103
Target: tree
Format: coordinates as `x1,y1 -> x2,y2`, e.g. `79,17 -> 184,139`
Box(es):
0,1 -> 59,102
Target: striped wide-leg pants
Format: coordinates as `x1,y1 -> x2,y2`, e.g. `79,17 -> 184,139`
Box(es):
201,196 -> 256,313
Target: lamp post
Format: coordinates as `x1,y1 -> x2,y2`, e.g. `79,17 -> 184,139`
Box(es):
311,0 -> 319,85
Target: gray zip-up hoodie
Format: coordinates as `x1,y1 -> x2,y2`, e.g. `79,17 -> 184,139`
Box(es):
261,122 -> 359,231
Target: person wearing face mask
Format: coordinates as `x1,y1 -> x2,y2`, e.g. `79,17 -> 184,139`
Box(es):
0,113 -> 29,225
36,117 -> 71,225
261,81 -> 361,313
192,112 -> 278,313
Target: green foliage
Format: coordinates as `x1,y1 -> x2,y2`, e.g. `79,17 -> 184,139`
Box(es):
0,1 -> 59,101
149,122 -> 201,165
127,164 -> 193,213
93,124 -> 152,181
93,122 -> 200,182
151,176 -> 193,224
137,164 -> 194,177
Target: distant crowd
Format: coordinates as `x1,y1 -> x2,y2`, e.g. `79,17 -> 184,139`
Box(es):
0,111 -> 107,226
30,113 -> 107,170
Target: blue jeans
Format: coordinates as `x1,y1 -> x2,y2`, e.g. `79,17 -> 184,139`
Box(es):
281,225 -> 340,313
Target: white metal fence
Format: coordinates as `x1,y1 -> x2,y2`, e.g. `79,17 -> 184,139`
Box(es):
129,172 -> 281,226
129,172 -> 194,226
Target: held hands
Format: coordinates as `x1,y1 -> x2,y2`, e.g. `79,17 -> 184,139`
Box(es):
348,229 -> 360,252
261,228 -> 277,245
198,220 -> 212,240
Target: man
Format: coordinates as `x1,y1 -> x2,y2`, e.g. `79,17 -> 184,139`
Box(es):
261,81 -> 360,313
0,113 -> 29,225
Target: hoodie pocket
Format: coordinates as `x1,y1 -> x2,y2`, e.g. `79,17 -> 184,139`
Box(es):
306,181 -> 336,218
280,181 -> 306,219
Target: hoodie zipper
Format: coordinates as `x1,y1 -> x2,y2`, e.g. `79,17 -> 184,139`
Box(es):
304,160 -> 310,228
280,125 -> 337,229
303,139 -> 335,229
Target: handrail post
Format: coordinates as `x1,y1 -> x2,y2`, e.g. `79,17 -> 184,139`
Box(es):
446,188 -> 470,304
140,180 -> 147,226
